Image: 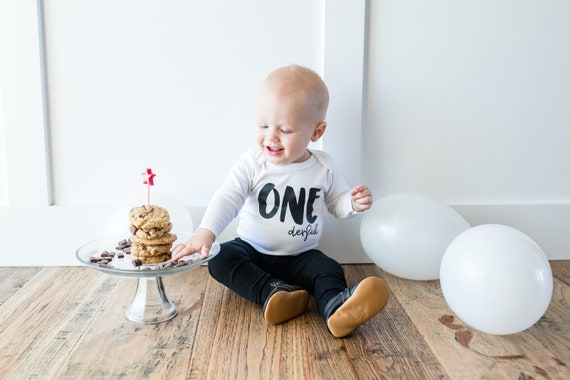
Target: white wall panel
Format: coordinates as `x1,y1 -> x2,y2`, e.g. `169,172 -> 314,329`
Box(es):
366,0 -> 570,204
43,0 -> 325,207
0,95 -> 7,206
0,0 -> 51,206
319,0 -> 370,264
365,0 -> 570,259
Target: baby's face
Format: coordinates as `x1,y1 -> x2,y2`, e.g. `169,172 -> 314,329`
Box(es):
255,84 -> 322,165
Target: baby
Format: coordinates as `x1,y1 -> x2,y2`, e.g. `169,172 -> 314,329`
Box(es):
173,64 -> 389,338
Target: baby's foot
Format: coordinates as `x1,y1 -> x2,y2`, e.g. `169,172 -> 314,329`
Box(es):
323,276 -> 389,338
263,281 -> 309,324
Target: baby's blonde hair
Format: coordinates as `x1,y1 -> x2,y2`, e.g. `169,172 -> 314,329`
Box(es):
264,65 -> 329,122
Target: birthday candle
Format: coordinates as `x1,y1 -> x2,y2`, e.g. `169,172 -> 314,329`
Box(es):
141,168 -> 156,205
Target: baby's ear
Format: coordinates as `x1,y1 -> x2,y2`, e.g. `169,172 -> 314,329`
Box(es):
311,121 -> 327,142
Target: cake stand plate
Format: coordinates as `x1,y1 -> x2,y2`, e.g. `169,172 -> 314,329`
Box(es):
76,233 -> 220,324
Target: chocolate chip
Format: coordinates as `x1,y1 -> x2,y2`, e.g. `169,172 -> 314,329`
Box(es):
132,259 -> 143,267
129,225 -> 138,235
116,239 -> 132,251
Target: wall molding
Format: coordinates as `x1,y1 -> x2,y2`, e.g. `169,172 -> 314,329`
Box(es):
452,203 -> 570,261
0,0 -> 51,206
323,0 -> 368,186
1,202 -> 567,266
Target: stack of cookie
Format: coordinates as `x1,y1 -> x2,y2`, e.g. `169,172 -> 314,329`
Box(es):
128,205 -> 177,264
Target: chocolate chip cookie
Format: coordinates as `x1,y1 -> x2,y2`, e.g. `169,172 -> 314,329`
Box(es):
128,205 -> 172,231
132,253 -> 172,264
130,242 -> 173,257
130,222 -> 172,239
127,204 -> 177,264
130,232 -> 177,246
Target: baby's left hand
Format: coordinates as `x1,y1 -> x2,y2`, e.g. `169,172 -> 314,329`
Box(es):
351,185 -> 373,212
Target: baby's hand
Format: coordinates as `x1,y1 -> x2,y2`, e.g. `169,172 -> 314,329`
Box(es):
171,228 -> 215,261
351,185 -> 373,212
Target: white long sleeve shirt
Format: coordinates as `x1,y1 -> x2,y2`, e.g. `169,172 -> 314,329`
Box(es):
199,149 -> 357,256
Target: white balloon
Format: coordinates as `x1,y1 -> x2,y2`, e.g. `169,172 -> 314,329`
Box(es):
440,224 -> 553,335
104,191 -> 194,235
360,193 -> 470,280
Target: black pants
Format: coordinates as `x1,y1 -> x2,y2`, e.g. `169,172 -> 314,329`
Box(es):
208,238 -> 347,319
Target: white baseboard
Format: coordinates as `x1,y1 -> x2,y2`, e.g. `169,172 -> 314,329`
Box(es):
452,203 -> 570,260
1,203 -> 568,266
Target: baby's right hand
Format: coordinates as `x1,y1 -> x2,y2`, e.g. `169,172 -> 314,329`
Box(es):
171,228 -> 215,261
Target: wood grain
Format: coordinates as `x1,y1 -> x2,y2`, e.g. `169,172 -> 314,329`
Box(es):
0,262 -> 568,379
382,263 -> 570,380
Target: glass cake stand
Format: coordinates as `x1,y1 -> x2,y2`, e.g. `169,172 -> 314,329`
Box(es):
76,233 -> 220,324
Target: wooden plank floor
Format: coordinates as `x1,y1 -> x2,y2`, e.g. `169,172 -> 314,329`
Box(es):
0,262 -> 568,379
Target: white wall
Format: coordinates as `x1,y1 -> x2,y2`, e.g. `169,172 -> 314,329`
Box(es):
1,0 -> 569,266
0,0 -> 51,207
366,0 -> 570,203
0,0 -> 370,266
365,0 -> 570,259
44,0 -> 325,207
0,90 -> 7,207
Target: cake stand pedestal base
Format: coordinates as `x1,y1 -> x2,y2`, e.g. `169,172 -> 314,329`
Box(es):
124,276 -> 177,324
